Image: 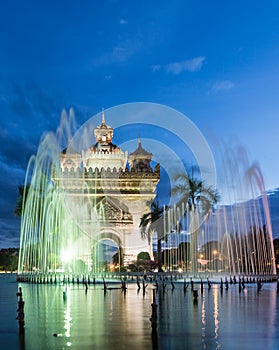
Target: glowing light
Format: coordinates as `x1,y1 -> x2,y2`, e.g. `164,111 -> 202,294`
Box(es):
64,287 -> 71,339
61,249 -> 73,263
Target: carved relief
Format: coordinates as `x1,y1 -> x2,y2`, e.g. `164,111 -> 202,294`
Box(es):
95,198 -> 133,225
103,201 -> 122,221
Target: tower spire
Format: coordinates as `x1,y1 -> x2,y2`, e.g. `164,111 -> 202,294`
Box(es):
138,133 -> 141,146
101,108 -> 105,124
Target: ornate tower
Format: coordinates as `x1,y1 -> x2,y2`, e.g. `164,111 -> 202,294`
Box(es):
83,110 -> 128,170
129,135 -> 152,171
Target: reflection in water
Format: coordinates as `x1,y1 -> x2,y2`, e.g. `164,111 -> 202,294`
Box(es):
64,287 -> 72,347
18,332 -> 25,350
201,294 -> 206,348
151,327 -> 159,350
213,288 -> 220,349
201,287 -> 221,350
1,275 -> 279,350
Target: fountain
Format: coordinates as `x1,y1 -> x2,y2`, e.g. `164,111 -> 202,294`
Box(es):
160,141 -> 276,276
18,104 -> 276,280
18,107 -> 160,278
17,109 -> 100,276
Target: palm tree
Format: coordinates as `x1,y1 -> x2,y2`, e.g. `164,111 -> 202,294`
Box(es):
172,169 -> 219,215
139,199 -> 166,272
172,169 -> 219,273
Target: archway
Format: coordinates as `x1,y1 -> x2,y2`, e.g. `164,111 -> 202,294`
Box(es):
92,230 -> 124,273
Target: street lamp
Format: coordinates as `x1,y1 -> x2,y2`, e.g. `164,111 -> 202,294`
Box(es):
213,250 -> 218,273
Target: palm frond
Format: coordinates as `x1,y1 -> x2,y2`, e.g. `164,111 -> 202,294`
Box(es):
172,171 -> 219,214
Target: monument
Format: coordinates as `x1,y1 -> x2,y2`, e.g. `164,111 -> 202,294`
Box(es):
55,111 -> 160,266
18,111 -> 160,274
18,104 -> 276,277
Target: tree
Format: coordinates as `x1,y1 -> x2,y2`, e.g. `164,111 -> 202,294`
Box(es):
178,242 -> 190,269
273,239 -> 279,274
14,184 -> 30,217
137,251 -> 151,261
172,169 -> 219,273
14,172 -> 52,217
172,169 -> 219,215
0,248 -> 19,271
139,199 -> 166,272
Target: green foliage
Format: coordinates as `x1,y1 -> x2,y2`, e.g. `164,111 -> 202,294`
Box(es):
14,184 -> 30,217
199,240 -> 219,259
139,199 -> 165,272
112,251 -> 123,266
273,238 -> 279,273
139,199 -> 165,242
0,248 -> 19,271
172,168 -> 219,214
137,251 -> 150,261
127,259 -> 157,272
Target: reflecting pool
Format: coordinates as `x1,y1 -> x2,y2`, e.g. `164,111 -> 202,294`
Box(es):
1,274 -> 279,349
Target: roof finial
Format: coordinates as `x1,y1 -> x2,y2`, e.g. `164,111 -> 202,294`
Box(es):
101,108 -> 105,124
138,133 -> 141,145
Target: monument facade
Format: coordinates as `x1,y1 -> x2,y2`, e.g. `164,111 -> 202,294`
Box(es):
53,111 -> 160,267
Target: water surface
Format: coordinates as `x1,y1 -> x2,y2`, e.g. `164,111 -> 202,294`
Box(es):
1,274 -> 279,349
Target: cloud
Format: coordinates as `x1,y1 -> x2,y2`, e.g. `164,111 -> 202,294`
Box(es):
92,36 -> 142,66
166,57 -> 205,74
10,83 -> 32,117
112,45 -> 134,62
120,19 -> 128,25
0,81 -> 68,150
0,218 -> 21,248
0,122 -> 37,169
0,159 -> 24,248
212,80 -> 234,92
9,82 -> 60,128
0,81 -> 68,249
152,64 -> 161,72
0,82 -> 59,172
152,56 -> 206,75
0,158 -> 29,216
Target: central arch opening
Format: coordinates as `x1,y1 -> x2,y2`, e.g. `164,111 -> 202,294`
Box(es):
92,232 -> 123,273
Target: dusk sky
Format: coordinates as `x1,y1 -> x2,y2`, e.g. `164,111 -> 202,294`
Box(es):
1,0 -> 279,248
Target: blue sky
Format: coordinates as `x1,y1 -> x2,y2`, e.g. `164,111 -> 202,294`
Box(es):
1,0 -> 279,247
